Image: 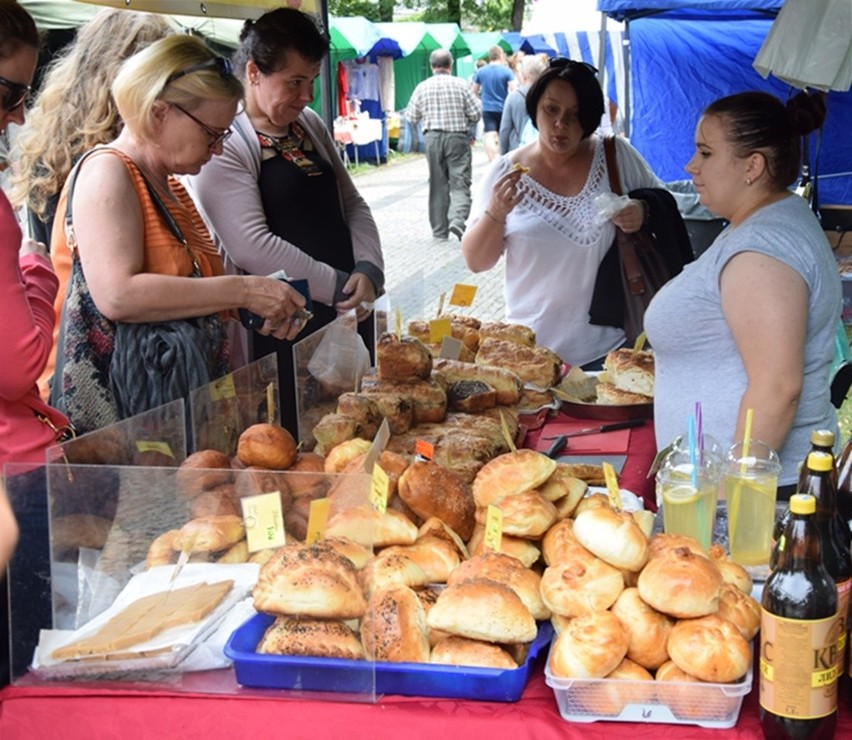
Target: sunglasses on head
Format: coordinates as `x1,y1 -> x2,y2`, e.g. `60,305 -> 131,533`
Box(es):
166,56 -> 234,87
0,75 -> 31,112
548,58 -> 598,76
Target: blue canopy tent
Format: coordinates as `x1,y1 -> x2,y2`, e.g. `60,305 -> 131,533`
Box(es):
501,32 -> 556,56
597,0 -> 852,205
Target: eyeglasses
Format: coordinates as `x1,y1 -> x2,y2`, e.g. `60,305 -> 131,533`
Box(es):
0,74 -> 31,112
548,58 -> 599,76
165,56 -> 235,87
173,103 -> 233,150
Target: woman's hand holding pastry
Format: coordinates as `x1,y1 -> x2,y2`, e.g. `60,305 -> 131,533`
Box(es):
487,168 -> 525,223
610,199 -> 647,234
335,272 -> 377,322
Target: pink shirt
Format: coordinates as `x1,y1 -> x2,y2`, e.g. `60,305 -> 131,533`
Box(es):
0,190 -> 69,473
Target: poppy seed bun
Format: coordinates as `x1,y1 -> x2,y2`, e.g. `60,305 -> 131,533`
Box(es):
638,547 -> 722,619
258,616 -> 365,660
573,506 -> 650,572
360,585 -> 430,663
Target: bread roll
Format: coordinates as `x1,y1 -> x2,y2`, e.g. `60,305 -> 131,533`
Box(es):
398,461 -> 476,540
176,449 -> 233,498
426,577 -> 537,644
548,611 -> 629,679
379,536 -> 461,584
216,539 -> 249,564
258,616 -> 365,660
610,587 -> 674,670
360,552 -> 431,595
467,525 -> 541,567
376,332 -> 433,381
541,518 -> 596,567
715,582 -> 761,640
638,547 -> 722,619
475,489 -> 557,539
174,515 -> 245,553
580,658 -> 655,717
655,659 -> 704,683
417,517 -> 470,560
667,614 -> 751,683
472,450 -> 557,507
708,544 -> 754,594
360,584 -> 430,662
189,484 -> 242,518
573,506 -> 649,572
237,423 -> 297,470
431,636 -> 518,669
326,505 -> 418,549
648,532 -> 707,560
324,438 -> 374,474
324,536 -> 372,570
539,465 -> 587,510
540,559 -> 624,617
145,529 -> 180,568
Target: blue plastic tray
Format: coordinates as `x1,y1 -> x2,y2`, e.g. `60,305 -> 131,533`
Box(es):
225,612 -> 553,702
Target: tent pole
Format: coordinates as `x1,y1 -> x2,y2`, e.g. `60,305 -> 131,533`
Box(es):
318,0 -> 334,130
622,19 -> 631,138
597,10 -> 607,87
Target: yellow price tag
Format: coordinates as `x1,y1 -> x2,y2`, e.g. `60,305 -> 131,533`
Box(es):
449,284 -> 477,307
483,505 -> 503,552
305,498 -> 330,545
370,464 -> 390,514
603,462 -> 622,511
241,491 -> 286,553
632,331 -> 647,354
134,440 -> 175,458
209,374 -> 236,401
429,318 -> 453,345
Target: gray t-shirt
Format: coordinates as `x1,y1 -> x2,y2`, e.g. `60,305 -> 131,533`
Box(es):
645,194 -> 841,485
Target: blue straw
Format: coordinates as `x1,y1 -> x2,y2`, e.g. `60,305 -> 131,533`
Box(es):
688,414 -> 698,489
695,401 -> 703,456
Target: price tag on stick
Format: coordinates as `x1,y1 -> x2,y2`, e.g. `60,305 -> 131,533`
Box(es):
241,491 -> 286,553
483,505 -> 503,552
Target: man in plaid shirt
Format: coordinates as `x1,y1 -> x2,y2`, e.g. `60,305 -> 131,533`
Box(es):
405,49 -> 481,241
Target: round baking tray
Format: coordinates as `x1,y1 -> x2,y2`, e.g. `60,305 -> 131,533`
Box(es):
560,399 -> 653,421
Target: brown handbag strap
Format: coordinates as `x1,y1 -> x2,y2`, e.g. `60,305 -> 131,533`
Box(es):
603,134 -> 622,196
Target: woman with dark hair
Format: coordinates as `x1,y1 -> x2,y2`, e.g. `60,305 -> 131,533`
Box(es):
645,91 -> 838,492
461,59 -> 665,368
184,7 -> 384,438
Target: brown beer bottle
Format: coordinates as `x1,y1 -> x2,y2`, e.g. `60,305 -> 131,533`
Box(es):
761,493 -> 838,739
799,429 -> 837,490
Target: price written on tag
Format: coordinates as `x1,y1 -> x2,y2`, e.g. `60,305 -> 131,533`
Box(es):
305,498 -> 330,545
429,318 -> 452,345
209,374 -> 236,401
241,491 -> 286,553
449,284 -> 477,307
134,440 -> 175,458
483,505 -> 503,552
370,464 -> 390,514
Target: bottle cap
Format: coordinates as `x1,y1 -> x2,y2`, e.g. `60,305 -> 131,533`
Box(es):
807,451 -> 833,472
811,429 -> 835,447
790,493 -> 816,515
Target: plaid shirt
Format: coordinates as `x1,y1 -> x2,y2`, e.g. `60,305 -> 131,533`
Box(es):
405,71 -> 481,133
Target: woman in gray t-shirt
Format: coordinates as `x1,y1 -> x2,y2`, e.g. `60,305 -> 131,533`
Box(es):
645,91 -> 839,488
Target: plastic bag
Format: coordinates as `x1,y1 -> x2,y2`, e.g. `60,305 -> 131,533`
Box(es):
307,313 -> 371,396
593,191 -> 631,226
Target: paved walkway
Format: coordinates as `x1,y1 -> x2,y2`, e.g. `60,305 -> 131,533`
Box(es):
353,144 -> 507,324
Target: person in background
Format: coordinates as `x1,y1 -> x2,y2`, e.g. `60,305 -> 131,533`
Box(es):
10,9 -> 174,248
49,34 -> 306,435
472,46 -> 516,162
184,8 -> 384,439
405,48 -> 481,242
645,91 -> 838,493
499,53 -> 547,154
461,59 -> 662,368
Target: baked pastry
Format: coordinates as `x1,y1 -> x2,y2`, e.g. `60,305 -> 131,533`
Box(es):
216,539 -> 249,564
325,505 -> 418,548
541,518 -> 595,567
253,542 -> 367,619
190,484 -> 242,518
467,524 -> 541,567
336,392 -> 383,440
638,546 -> 723,619
474,489 -> 557,539
573,506 -> 650,572
475,337 -> 562,389
324,536 -> 372,570
355,390 -> 414,435
257,616 -> 365,660
472,449 -> 557,507
559,463 -> 607,487
478,321 -> 535,347
360,584 -> 430,663
417,517 -> 470,560
609,587 -> 674,669
426,577 -> 537,644
580,657 -> 655,716
595,382 -> 652,406
715,582 -> 761,640
398,461 -> 476,540
447,380 -> 497,413
312,413 -> 364,456
539,464 -> 588,505
176,449 -> 233,499
431,357 -> 523,406
173,515 -> 245,553
407,318 -> 480,353
708,544 -> 753,594
237,423 -> 297,470
324,438 -> 373,474
376,332 -> 433,381
430,636 -> 518,669
655,659 -> 704,683
548,610 -> 629,679
145,529 -> 181,568
648,532 -> 708,560
540,559 -> 624,617
380,536 -> 461,584
603,348 -> 655,397
667,614 -> 751,683
361,375 -> 448,424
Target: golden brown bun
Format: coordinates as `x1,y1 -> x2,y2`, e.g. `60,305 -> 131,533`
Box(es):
145,529 -> 180,568
398,461 -> 476,540
237,424 -> 297,470
571,492 -> 610,515
326,505 -> 418,549
447,380 -> 497,413
656,659 -> 704,683
573,507 -> 649,572
233,467 -> 292,508
174,515 -> 245,553
408,317 -> 481,353
431,357 -> 523,406
472,450 -> 557,507
467,525 -> 541,567
176,449 -> 233,498
448,551 -> 549,620
715,582 -> 761,640
550,613 -> 571,635
430,636 -> 518,669
541,518 -> 596,567
360,584 -> 431,662
478,321 -> 535,347
610,587 -> 674,669
258,616 -> 365,660
595,382 -> 652,406
360,552 -> 432,596
539,465 -> 588,509
324,438 -> 374,474
548,611 -> 629,679
540,559 -> 624,617
426,577 -> 537,644
417,517 -> 470,560
377,333 -> 433,381
475,489 -> 557,539
216,539 -> 249,564
667,614 -> 751,683
252,542 -> 367,619
324,536 -> 373,570
579,658 -> 655,716
476,337 -> 562,389
341,450 -> 410,500
648,532 -> 707,560
248,548 -> 277,566
638,547 -> 723,619
708,544 -> 754,594
603,348 -> 655,397
189,484 -> 242,518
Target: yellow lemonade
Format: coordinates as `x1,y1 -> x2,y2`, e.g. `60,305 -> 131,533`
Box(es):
726,472 -> 778,566
661,476 -> 718,551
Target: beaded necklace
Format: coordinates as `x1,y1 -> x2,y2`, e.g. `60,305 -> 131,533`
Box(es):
256,122 -> 321,175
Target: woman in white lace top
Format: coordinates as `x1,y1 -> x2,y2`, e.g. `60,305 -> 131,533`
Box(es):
461,59 -> 663,368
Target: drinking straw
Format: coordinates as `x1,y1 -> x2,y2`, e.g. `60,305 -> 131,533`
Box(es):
695,401 -> 704,455
741,408 -> 754,473
729,408 -> 754,554
688,414 -> 698,489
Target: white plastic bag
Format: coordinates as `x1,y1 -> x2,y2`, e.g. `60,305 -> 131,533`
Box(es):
307,312 -> 371,395
593,191 -> 631,226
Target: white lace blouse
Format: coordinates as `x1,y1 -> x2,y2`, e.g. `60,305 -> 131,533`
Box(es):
469,135 -> 663,366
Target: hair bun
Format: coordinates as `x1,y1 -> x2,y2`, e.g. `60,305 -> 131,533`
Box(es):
787,90 -> 827,136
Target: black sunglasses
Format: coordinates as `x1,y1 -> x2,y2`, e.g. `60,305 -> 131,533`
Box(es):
166,56 -> 234,86
548,58 -> 599,76
173,103 -> 233,150
0,74 -> 31,112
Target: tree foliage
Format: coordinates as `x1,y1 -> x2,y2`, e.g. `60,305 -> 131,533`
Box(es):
327,0 -> 528,31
